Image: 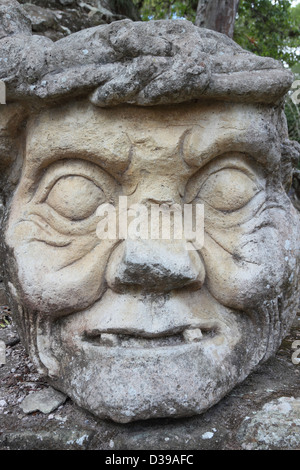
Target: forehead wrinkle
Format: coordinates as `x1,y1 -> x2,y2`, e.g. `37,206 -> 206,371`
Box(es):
123,126 -> 195,182
183,116 -> 280,170
24,102 -> 281,182
24,123 -> 132,180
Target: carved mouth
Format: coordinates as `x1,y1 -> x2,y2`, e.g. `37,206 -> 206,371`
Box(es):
82,326 -> 217,349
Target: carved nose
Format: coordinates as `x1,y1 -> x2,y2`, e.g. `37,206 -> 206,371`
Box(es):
106,239 -> 205,293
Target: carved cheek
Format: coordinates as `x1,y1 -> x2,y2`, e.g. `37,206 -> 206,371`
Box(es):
200,211 -> 297,311
5,161 -> 120,316
201,234 -> 268,310
10,236 -> 116,316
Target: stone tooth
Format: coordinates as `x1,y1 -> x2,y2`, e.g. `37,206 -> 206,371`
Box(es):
183,328 -> 203,343
100,333 -> 120,347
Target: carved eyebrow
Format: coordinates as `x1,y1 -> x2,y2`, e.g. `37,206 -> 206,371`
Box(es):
26,138 -> 132,181
183,123 -> 280,170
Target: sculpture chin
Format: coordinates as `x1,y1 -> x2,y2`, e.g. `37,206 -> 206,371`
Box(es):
46,329 -> 258,423
31,289 -> 272,423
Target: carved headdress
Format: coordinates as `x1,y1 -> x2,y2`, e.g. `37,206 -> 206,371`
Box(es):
0,0 -> 299,198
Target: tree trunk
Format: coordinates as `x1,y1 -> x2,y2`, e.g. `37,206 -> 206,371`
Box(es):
195,0 -> 240,38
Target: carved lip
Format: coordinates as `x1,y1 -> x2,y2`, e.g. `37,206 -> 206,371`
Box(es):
82,325 -> 218,349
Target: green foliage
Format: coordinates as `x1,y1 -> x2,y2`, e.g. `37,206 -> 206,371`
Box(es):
133,0 -> 198,21
233,0 -> 299,67
232,1 -> 299,144
132,0 -> 299,143
291,3 -> 300,24
0,314 -> 10,328
134,1 -> 299,67
285,68 -> 300,145
286,97 -> 300,145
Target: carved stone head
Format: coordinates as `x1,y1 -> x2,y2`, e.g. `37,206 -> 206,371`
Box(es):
1,0 -> 299,422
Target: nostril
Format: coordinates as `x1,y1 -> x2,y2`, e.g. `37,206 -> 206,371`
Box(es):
105,239 -> 205,293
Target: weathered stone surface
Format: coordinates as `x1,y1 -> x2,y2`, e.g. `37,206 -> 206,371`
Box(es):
0,430 -> 94,450
237,397 -> 300,450
0,281 -> 7,305
0,2 -> 293,106
0,1 -> 299,424
0,261 -> 7,305
21,3 -> 73,42
0,313 -> 299,450
16,1 -> 140,41
0,0 -> 31,38
0,307 -> 19,347
20,387 -> 67,414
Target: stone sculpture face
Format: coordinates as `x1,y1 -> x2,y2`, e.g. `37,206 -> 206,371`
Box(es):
0,1 -> 299,422
4,100 -> 299,422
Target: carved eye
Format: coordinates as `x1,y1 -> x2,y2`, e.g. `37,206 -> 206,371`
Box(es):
46,175 -> 106,220
198,169 -> 259,211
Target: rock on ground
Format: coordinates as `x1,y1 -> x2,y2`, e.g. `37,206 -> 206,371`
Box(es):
238,397 -> 300,450
20,388 -> 67,415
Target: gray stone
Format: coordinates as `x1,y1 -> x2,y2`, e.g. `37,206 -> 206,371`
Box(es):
0,2 -> 293,106
0,0 -> 32,38
22,3 -> 72,41
238,397 -> 300,450
59,0 -> 75,5
0,285 -> 7,305
0,323 -> 19,347
0,1 -> 299,424
20,387 -> 67,414
0,313 -> 299,450
0,430 -> 94,450
15,0 -> 140,42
